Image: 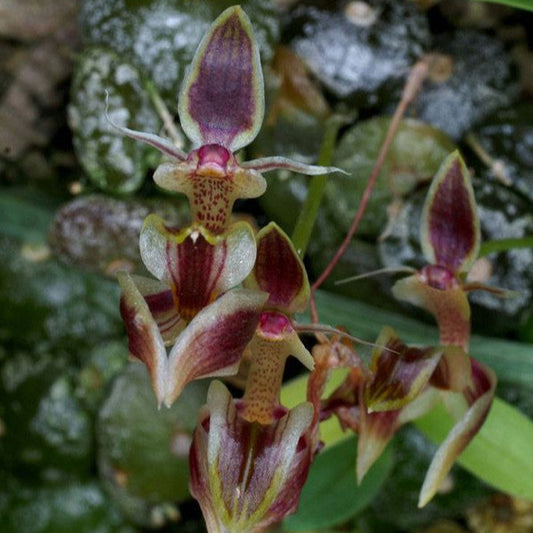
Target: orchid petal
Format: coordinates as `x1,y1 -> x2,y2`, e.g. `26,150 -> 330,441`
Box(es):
117,271 -> 167,406
365,327 -> 442,412
419,359 -> 496,507
246,222 -> 309,314
357,409 -> 401,484
461,281 -> 518,299
256,312 -> 314,370
165,289 -> 268,407
190,380 -> 313,533
392,273 -> 471,350
140,216 -> 257,320
105,94 -> 187,161
421,151 -> 480,274
243,155 -> 347,176
128,274 -> 185,345
178,6 -> 264,151
357,387 -> 440,483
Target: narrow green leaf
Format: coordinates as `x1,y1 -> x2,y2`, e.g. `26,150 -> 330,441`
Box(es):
291,114 -> 346,258
471,0 -> 533,12
298,290 -> 533,388
282,436 -> 393,531
415,398 -> 533,500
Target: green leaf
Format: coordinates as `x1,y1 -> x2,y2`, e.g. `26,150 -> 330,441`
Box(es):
298,290 -> 533,389
415,397 -> 533,500
471,0 -> 533,12
282,436 -> 393,531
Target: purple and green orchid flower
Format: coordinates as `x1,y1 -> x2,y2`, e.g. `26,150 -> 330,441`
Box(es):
115,6 -> 342,409
108,6 -> 342,234
356,151 -> 497,506
309,151 -> 500,508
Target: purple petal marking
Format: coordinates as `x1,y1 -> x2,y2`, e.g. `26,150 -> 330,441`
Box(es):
419,359 -> 496,507
165,289 -> 268,406
179,6 -> 264,151
104,91 -> 187,161
421,151 -> 480,273
243,155 -> 347,176
249,222 -> 309,314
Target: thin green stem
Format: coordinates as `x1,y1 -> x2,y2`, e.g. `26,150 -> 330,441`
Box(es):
479,236 -> 533,257
291,115 -> 347,258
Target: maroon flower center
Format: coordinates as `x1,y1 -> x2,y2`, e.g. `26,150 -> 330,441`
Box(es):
418,265 -> 458,291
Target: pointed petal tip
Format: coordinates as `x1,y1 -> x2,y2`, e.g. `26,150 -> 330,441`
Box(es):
243,156 -> 348,176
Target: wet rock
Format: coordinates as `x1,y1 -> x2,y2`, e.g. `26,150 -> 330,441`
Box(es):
48,194 -> 189,275
471,103 -> 533,204
0,350 -> 92,482
250,46 -> 331,165
0,235 -> 123,351
0,478 -> 134,533
68,47 -> 161,194
79,0 -> 280,111
97,364 -> 208,527
412,30 -> 519,140
287,0 -> 430,107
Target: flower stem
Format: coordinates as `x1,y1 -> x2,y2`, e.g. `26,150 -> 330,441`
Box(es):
308,57 -> 432,322
291,114 -> 347,258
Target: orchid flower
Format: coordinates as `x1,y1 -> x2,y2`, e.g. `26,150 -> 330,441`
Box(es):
388,151 -> 497,505
115,5 -> 345,408
118,216 -> 267,407
108,6 -> 343,235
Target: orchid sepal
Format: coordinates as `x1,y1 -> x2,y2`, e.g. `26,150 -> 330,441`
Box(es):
242,155 -> 347,176
117,271 -> 170,406
245,222 -> 310,314
420,150 -> 480,274
178,6 -> 264,152
418,358 -> 496,507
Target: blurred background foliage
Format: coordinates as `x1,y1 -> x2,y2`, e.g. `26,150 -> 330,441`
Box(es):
1,0 -> 533,531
